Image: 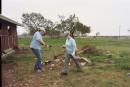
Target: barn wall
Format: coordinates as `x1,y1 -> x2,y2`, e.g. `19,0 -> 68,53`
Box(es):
0,19 -> 18,53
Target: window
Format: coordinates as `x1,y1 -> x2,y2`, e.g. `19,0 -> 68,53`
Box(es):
7,26 -> 12,35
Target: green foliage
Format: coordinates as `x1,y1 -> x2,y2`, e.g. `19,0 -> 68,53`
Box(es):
46,29 -> 60,38
56,14 -> 90,37
75,22 -> 90,34
22,13 -> 91,37
89,55 -> 107,62
5,54 -> 34,62
18,37 -> 130,48
22,12 -> 53,35
18,37 -> 130,70
3,37 -> 130,87
114,51 -> 130,70
18,38 -> 31,45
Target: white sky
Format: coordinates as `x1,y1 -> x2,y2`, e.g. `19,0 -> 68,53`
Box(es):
2,0 -> 130,36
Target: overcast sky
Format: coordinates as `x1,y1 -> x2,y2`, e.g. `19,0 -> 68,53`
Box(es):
2,0 -> 130,36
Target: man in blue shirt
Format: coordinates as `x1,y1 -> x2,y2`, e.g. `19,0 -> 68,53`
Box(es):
30,28 -> 46,72
61,31 -> 81,75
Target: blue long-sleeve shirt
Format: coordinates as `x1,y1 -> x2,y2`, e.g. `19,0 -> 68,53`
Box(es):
30,31 -> 42,50
65,37 -> 77,55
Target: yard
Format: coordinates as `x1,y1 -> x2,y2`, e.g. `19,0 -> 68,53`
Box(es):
2,37 -> 130,87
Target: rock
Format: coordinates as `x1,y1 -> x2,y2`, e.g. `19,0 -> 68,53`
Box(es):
44,60 -> 53,65
80,62 -> 86,66
77,57 -> 91,64
127,73 -> 130,76
50,63 -> 55,67
106,51 -> 113,58
54,59 -> 60,62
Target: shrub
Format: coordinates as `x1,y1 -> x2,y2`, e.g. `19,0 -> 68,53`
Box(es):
81,44 -> 103,56
81,44 -> 96,54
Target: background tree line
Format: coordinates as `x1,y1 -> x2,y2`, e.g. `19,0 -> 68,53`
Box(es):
22,12 -> 91,38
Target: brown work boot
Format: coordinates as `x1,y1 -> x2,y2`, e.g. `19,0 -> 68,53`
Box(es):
61,72 -> 68,75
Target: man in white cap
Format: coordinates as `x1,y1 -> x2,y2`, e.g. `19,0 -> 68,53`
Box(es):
30,28 -> 46,72
61,31 -> 81,75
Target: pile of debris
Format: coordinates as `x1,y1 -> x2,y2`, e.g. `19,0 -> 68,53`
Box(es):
80,44 -> 96,54
42,45 -> 93,69
44,53 -> 65,69
2,48 -> 15,58
44,55 -> 91,70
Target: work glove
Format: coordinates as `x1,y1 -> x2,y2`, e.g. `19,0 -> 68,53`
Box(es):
62,45 -> 66,48
71,51 -> 76,58
46,45 -> 52,48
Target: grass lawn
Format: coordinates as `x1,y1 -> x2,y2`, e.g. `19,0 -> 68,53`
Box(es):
2,37 -> 130,87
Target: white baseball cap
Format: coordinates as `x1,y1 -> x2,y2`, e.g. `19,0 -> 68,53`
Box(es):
39,27 -> 46,32
64,31 -> 70,36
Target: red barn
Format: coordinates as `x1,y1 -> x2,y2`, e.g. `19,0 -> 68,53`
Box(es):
0,14 -> 22,58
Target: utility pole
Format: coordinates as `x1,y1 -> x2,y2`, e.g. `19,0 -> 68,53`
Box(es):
128,29 -> 130,39
128,29 -> 130,36
118,25 -> 121,39
128,29 -> 130,33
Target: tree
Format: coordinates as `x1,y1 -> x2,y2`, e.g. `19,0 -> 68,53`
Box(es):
96,32 -> 100,36
128,29 -> 130,33
22,12 -> 53,35
46,27 -> 60,38
93,32 -> 100,38
56,14 -> 90,38
22,13 -> 91,37
75,22 -> 90,35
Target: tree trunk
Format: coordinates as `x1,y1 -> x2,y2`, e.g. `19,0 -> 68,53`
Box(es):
70,28 -> 75,39
30,29 -> 36,35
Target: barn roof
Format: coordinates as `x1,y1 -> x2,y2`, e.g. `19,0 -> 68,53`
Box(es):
0,14 -> 23,26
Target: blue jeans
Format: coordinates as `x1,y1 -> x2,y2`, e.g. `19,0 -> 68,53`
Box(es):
63,53 -> 81,73
31,48 -> 42,70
